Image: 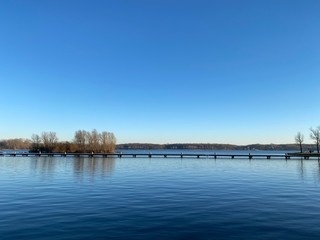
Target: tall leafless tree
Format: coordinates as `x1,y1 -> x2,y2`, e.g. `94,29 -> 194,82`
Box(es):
104,132 -> 116,153
91,129 -> 100,153
41,132 -> 50,151
295,132 -> 304,153
31,134 -> 42,151
108,132 -> 116,153
74,130 -> 87,152
86,131 -> 94,152
310,127 -> 320,153
48,132 -> 58,151
100,131 -> 108,153
41,131 -> 58,152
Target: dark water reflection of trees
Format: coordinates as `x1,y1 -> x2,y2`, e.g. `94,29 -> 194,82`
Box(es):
30,157 -> 56,174
29,157 -> 115,179
297,159 -> 305,180
296,158 -> 320,182
22,156 -> 320,183
73,157 -> 116,180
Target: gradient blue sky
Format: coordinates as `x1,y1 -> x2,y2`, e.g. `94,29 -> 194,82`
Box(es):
0,0 -> 319,144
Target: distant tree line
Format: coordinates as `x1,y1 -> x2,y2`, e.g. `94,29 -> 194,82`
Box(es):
0,138 -> 31,150
117,143 -> 314,151
295,126 -> 320,153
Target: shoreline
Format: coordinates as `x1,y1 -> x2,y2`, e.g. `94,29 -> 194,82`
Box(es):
117,143 -> 315,151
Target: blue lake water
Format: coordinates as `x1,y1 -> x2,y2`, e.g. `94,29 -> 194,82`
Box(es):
1,150 -> 320,239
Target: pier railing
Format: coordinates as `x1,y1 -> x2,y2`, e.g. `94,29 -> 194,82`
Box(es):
0,152 -> 319,159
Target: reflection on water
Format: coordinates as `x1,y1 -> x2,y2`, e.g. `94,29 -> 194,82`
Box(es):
313,160 -> 320,182
30,157 -> 56,174
1,156 -> 320,183
2,155 -> 320,240
27,157 -> 115,180
1,155 -> 320,184
293,158 -> 320,182
298,159 -> 305,180
73,157 -> 115,180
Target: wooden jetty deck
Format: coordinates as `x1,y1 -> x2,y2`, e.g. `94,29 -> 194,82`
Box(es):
0,152 -> 319,159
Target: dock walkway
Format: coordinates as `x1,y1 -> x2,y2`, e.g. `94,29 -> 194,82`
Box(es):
0,152 -> 319,159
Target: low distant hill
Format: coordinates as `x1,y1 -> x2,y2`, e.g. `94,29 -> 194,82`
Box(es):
117,143 -> 316,151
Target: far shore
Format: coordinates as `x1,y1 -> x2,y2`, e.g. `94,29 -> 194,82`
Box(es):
116,143 -> 316,152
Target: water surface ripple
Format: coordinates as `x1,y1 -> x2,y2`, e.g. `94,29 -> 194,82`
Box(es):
1,154 -> 320,239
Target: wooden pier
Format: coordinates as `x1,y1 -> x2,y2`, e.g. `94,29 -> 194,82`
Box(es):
0,152 -> 319,159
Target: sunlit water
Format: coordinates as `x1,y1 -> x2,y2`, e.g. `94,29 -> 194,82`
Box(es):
1,151 -> 320,239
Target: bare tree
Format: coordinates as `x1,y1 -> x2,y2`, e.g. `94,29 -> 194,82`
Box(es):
100,131 -> 116,153
108,132 -> 116,153
295,132 -> 304,153
86,131 -> 93,152
48,132 -> 58,150
41,131 -> 58,152
310,127 -> 320,153
74,130 -> 87,152
41,132 -> 50,152
31,134 -> 42,151
91,129 -> 100,153
100,131 -> 108,153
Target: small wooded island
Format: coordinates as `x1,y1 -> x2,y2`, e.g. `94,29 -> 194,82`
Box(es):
0,129 -> 116,154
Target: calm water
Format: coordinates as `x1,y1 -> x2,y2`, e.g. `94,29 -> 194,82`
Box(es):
1,151 -> 320,239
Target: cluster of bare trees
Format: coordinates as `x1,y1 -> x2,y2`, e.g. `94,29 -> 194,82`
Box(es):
31,132 -> 58,153
74,129 -> 116,153
29,129 -> 116,153
295,126 -> 320,153
0,138 -> 31,150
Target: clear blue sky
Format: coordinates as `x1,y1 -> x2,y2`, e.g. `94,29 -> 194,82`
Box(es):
0,0 -> 319,145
